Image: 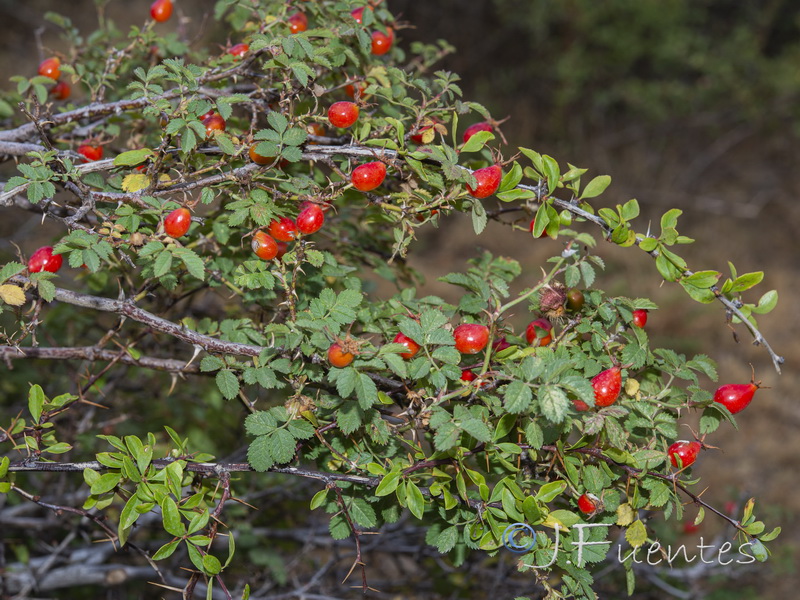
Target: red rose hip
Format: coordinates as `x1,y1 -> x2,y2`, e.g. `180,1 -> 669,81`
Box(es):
577,493 -> 599,515
467,165 -> 502,199
202,113 -> 226,136
164,207 -> 191,238
713,382 -> 758,414
77,143 -> 103,162
668,440 -> 702,468
328,343 -> 355,368
328,101 -> 359,129
296,204 -> 324,235
453,323 -> 490,355
228,43 -> 249,58
50,80 -> 70,100
251,231 -> 279,260
591,366 -> 622,407
268,217 -> 298,242
371,28 -> 394,55
288,12 -> 308,34
393,332 -> 420,360
28,246 -> 63,274
38,57 -> 61,80
150,0 -> 173,22
525,318 -> 552,346
632,309 -> 648,328
351,161 -> 387,192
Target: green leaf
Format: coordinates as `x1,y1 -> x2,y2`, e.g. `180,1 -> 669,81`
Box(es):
152,539 -> 181,560
682,270 -> 721,289
375,471 -> 401,497
247,436 -> 274,472
535,480 -> 566,503
406,481 -> 425,519
471,200 -> 487,234
752,290 -> 778,314
202,554 -> 222,575
730,271 -> 764,293
216,370 -> 240,400
90,472 -> 120,495
580,175 -> 611,199
461,130 -> 495,153
113,148 -> 154,167
349,498 -> 377,528
503,381 -> 532,414
160,496 -> 185,537
268,429 -> 296,464
436,525 -> 459,553
28,384 -> 45,423
173,247 -> 206,280
538,385 -> 569,424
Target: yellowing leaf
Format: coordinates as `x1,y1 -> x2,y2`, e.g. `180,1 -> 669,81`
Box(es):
540,513 -> 570,532
421,128 -> 436,144
616,502 -> 635,526
625,379 -> 640,396
625,519 -> 648,548
122,173 -> 150,193
0,284 -> 26,306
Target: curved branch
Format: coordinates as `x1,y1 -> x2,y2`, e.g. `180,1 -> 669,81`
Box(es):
10,275 -> 268,357
0,345 -> 200,373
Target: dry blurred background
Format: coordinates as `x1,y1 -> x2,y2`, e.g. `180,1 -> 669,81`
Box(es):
0,1 -> 798,598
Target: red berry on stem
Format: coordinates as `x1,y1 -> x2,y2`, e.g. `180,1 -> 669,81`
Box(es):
288,12 -> 308,34
467,165 -> 502,199
328,101 -> 360,128
150,0 -> 173,22
371,28 -> 394,55
713,382 -> 759,414
328,343 -> 355,368
393,332 -> 420,360
228,43 -> 249,58
460,369 -> 476,382
268,217 -> 298,242
38,57 -> 61,80
525,318 -> 552,346
632,309 -> 648,328
202,113 -> 226,136
668,440 -> 702,468
591,366 -> 622,407
351,161 -> 387,192
251,231 -> 279,260
454,323 -> 490,355
577,493 -> 599,515
296,204 -> 324,235
50,80 -> 70,100
27,246 -> 62,274
463,122 -> 493,144
164,207 -> 191,238
77,143 -> 103,162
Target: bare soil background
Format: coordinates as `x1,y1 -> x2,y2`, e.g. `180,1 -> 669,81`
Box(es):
0,1 -> 797,598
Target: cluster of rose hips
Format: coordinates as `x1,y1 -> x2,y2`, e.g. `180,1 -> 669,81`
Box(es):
39,57 -> 71,101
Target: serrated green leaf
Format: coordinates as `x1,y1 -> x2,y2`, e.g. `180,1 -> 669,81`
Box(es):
216,370 -> 240,400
